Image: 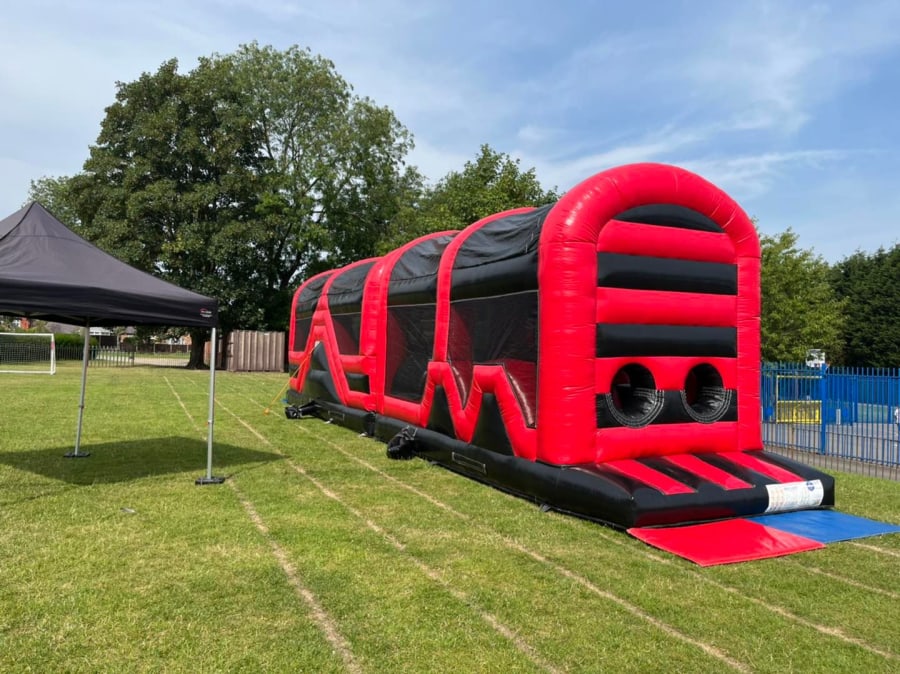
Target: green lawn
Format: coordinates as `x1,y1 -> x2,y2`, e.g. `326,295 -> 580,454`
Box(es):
1,364 -> 898,673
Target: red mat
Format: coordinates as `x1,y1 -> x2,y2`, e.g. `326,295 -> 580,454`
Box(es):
628,519 -> 825,566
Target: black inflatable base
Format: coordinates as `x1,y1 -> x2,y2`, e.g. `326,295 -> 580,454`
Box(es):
285,391 -> 835,529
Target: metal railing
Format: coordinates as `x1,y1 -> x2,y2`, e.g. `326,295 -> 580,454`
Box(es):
55,345 -> 190,368
762,364 -> 900,479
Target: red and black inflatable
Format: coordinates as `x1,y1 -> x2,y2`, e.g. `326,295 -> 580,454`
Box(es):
286,163 -> 834,528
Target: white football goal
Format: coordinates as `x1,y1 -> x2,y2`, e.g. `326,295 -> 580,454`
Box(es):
0,332 -> 56,374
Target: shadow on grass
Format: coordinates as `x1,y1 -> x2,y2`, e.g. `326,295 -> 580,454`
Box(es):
0,436 -> 281,487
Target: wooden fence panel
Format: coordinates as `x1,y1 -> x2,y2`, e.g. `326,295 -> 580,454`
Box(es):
226,330 -> 285,372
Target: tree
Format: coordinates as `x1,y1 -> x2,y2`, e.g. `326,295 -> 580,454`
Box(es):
36,44 -> 418,366
220,43 -> 421,323
759,229 -> 846,363
831,245 -> 900,367
27,176 -> 80,227
380,144 -> 557,251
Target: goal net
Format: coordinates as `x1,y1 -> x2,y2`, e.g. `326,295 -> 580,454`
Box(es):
0,332 -> 56,374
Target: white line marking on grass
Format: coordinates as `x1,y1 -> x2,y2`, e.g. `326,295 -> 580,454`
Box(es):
587,530 -> 899,662
508,538 -> 751,672
214,399 -> 269,444
163,376 -> 203,434
211,397 -> 559,672
165,379 -> 362,672
228,480 -> 363,674
287,461 -> 562,674
849,542 -> 900,558
216,386 -> 752,670
782,560 -> 900,600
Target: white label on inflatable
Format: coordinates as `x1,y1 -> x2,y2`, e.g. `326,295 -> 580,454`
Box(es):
764,480 -> 824,513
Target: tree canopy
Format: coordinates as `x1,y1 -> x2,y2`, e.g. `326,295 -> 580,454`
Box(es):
380,144 -> 557,251
759,229 -> 846,363
830,245 -> 900,367
35,44 -> 418,350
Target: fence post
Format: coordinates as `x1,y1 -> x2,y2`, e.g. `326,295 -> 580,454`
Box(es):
818,367 -> 827,455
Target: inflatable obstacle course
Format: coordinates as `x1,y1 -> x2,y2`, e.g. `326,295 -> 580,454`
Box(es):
284,163 -> 900,562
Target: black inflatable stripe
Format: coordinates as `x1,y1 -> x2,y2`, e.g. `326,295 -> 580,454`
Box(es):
387,235 -> 456,306
450,254 -> 538,301
596,324 -> 737,358
597,253 -> 737,295
470,392 -> 515,456
328,261 -> 376,312
301,343 -> 341,403
286,396 -> 836,527
345,372 -> 370,394
295,272 -> 332,318
426,385 -> 456,437
613,204 -> 724,233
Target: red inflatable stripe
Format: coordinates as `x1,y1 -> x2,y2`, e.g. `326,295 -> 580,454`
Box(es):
596,288 -> 736,327
720,451 -> 803,483
604,459 -> 695,495
596,220 -> 735,263
663,454 -> 752,490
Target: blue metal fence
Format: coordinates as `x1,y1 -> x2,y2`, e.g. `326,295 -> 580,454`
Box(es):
761,364 -> 900,472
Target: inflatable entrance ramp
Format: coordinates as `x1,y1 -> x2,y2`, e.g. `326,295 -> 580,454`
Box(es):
286,163 -> 837,539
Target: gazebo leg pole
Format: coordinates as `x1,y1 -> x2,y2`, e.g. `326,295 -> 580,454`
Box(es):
196,326 -> 224,485
65,323 -> 92,458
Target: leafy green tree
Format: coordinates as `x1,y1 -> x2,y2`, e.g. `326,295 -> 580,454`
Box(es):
381,144 -> 557,251
33,44 -> 418,366
27,176 -> 80,227
759,229 -> 846,363
831,245 -> 900,367
220,44 -> 421,310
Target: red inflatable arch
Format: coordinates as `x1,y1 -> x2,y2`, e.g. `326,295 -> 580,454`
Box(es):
287,163 -> 833,528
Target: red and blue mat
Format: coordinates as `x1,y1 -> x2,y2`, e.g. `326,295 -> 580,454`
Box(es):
629,510 -> 900,566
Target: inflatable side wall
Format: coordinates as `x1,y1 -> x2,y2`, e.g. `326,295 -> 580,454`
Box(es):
287,163 -> 834,528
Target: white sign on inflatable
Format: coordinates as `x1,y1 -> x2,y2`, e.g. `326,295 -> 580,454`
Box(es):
765,480 -> 825,513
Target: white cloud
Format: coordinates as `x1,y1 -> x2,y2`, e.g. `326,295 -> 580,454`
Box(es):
680,150 -> 849,200
521,130 -> 703,193
676,2 -> 900,136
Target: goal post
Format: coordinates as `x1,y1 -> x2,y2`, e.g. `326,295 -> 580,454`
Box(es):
0,332 -> 56,374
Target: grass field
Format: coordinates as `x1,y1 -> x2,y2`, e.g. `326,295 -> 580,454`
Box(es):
1,364 -> 899,673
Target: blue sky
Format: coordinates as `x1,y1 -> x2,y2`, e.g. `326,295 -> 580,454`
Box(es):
2,0 -> 899,262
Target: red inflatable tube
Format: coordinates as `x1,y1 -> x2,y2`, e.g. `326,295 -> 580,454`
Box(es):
596,220 -> 736,263
596,288 -> 736,327
596,422 -> 739,462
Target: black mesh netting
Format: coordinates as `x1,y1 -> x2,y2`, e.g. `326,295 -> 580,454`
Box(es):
386,304 -> 436,401
332,312 -> 362,354
448,291 -> 538,424
293,273 -> 332,351
293,317 -> 312,351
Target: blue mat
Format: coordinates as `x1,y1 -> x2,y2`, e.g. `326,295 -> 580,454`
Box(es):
749,509 -> 900,544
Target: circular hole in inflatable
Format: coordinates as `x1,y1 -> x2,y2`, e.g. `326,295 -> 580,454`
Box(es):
683,364 -> 731,423
607,364 -> 663,427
